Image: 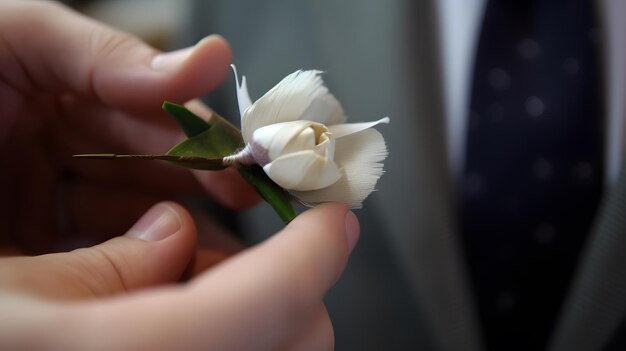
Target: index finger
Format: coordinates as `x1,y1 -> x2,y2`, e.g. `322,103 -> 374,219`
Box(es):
0,1 -> 231,114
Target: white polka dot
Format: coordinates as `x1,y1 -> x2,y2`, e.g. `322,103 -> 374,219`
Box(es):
563,57 -> 580,75
532,158 -> 553,180
518,38 -> 541,60
488,68 -> 511,91
573,161 -> 593,181
496,291 -> 516,312
525,96 -> 545,117
535,223 -> 556,245
487,103 -> 504,122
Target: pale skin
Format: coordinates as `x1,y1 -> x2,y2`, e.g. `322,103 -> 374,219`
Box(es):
0,1 -> 360,350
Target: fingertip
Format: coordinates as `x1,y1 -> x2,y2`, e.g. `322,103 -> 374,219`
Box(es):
117,201 -> 198,287
198,34 -> 232,67
93,34 -> 232,114
288,203 -> 353,245
125,202 -> 183,242
157,201 -> 197,241
155,201 -> 198,255
170,34 -> 232,95
344,210 -> 360,254
280,203 -> 355,285
0,201 -> 199,299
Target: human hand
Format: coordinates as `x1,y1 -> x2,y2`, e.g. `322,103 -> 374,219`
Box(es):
0,0 -> 259,254
0,202 -> 359,350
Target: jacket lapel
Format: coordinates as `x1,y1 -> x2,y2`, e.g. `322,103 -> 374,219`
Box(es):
549,2 -> 626,349
599,0 -> 626,188
549,161 -> 626,351
374,1 -> 482,350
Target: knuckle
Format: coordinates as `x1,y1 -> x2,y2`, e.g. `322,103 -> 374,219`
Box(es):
70,245 -> 128,296
88,27 -> 140,62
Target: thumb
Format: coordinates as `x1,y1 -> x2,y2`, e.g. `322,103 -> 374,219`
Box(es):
50,203 -> 360,351
1,1 -> 231,114
0,202 -> 197,300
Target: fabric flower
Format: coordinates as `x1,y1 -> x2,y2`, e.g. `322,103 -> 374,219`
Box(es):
224,66 -> 389,208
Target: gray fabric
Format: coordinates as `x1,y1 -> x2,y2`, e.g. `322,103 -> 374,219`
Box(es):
549,161 -> 626,351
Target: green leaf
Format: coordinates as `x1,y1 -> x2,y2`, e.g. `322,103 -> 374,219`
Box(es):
162,101 -> 210,137
166,131 -> 237,170
164,102 -> 243,170
162,101 -> 296,224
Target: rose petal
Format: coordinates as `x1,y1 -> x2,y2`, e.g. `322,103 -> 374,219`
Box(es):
292,129 -> 387,208
253,121 -> 317,161
263,150 -> 342,191
283,127 -> 316,155
241,70 -> 346,142
300,93 -> 346,126
314,133 -> 335,160
328,117 -> 390,139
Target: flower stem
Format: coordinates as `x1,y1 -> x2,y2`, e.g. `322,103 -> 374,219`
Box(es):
72,154 -> 226,166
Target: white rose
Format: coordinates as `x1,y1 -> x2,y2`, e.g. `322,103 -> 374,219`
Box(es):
224,66 -> 389,208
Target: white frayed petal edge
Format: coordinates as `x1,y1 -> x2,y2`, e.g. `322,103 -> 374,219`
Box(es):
291,128 -> 387,208
329,117 -> 390,139
241,70 -> 346,142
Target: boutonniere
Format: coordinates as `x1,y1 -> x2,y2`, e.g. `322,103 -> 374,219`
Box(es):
76,66 -> 389,223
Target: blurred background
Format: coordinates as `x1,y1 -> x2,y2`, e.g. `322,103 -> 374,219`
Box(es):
62,0 -> 190,50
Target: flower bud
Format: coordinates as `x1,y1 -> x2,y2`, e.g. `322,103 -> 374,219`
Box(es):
228,67 -> 389,208
227,120 -> 342,191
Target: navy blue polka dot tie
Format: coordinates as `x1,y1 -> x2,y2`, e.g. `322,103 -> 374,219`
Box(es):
460,1 -> 604,350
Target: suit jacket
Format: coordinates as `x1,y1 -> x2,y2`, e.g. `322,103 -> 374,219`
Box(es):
186,0 -> 626,349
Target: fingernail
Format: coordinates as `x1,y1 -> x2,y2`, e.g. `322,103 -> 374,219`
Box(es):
345,211 -> 360,253
126,203 -> 182,241
151,46 -> 194,71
